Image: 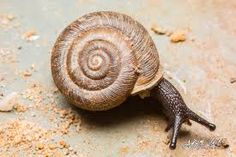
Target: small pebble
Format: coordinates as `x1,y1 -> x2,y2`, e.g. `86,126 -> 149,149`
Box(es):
23,70 -> 32,77
22,30 -> 40,42
170,31 -> 186,43
230,77 -> 236,84
151,25 -> 167,35
59,140 -> 68,148
48,143 -> 57,150
36,143 -> 45,150
0,92 -> 18,112
68,147 -> 73,151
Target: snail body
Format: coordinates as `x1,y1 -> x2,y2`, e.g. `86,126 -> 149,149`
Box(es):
51,11 -> 216,149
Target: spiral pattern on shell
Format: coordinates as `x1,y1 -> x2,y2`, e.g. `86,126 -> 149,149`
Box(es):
51,11 -> 162,111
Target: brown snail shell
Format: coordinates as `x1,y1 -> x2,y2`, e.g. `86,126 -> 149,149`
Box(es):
51,11 -> 163,111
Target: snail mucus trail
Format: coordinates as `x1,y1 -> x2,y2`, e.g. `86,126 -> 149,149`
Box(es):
51,11 -> 216,149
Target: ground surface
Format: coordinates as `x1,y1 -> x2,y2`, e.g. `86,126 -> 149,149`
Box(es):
0,0 -> 236,157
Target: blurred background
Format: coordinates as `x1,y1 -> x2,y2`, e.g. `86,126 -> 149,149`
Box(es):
0,0 -> 235,156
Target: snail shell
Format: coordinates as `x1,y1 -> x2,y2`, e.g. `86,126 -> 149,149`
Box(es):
51,11 -> 163,111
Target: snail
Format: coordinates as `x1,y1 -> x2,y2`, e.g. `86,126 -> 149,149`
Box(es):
51,11 -> 216,149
